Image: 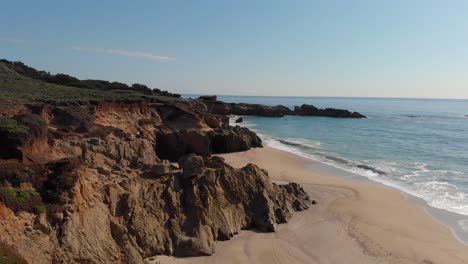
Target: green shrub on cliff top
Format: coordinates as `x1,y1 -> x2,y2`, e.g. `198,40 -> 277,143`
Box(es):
0,118 -> 29,137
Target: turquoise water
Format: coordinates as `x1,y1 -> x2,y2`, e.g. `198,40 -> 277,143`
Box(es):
213,96 -> 468,220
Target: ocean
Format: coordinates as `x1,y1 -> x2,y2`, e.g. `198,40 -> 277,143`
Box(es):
186,95 -> 468,239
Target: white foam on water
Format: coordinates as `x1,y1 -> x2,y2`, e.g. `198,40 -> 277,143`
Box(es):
259,133 -> 468,217
458,219 -> 468,233
229,116 -> 257,128
227,117 -> 468,218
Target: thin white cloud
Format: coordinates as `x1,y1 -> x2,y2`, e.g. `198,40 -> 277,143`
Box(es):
0,38 -> 26,44
72,46 -> 176,61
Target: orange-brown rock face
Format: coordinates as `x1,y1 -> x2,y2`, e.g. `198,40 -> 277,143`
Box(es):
2,155 -> 310,263
0,98 -> 311,264
0,113 -> 49,164
95,101 -> 161,134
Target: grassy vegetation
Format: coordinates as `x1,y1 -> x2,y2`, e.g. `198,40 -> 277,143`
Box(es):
0,158 -> 80,215
41,158 -> 80,203
0,163 -> 47,188
0,61 -> 185,104
0,187 -> 44,213
0,118 -> 29,138
0,63 -> 126,103
0,243 -> 27,264
0,59 -> 180,97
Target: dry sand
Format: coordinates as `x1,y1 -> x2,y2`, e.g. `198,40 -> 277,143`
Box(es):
153,147 -> 468,264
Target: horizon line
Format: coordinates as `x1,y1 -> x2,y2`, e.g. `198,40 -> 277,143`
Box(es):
182,93 -> 468,101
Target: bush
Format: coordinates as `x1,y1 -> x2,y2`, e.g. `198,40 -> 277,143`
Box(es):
0,163 -> 48,188
34,205 -> 47,214
0,118 -> 29,138
0,187 -> 44,213
45,204 -> 63,225
41,158 -> 81,203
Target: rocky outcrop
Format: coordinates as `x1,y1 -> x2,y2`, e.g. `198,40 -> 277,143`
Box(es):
155,102 -> 228,130
0,114 -> 49,163
204,101 -> 293,117
198,95 -> 217,102
64,156 -> 310,262
294,104 -> 366,118
202,99 -> 366,118
156,126 -> 262,161
0,155 -> 312,264
0,80 -> 315,263
208,126 -> 262,154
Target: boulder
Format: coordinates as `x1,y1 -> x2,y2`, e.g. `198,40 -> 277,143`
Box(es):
198,95 -> 217,102
175,235 -> 216,257
235,117 -> 243,123
96,166 -> 111,176
89,137 -> 102,145
33,214 -> 52,235
151,161 -> 171,175
179,154 -> 204,179
208,126 -> 262,153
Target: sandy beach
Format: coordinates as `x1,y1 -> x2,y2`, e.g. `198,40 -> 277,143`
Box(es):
154,146 -> 468,264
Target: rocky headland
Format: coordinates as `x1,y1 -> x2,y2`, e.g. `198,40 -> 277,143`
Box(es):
0,60 -> 364,263
198,95 -> 366,118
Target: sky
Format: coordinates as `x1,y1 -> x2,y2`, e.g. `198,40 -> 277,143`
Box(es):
1,0 -> 468,99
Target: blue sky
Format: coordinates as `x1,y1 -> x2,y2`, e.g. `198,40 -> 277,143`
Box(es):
1,0 -> 468,98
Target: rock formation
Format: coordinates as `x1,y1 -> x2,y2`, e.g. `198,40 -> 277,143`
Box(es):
155,126 -> 262,161
201,99 -> 366,118
0,98 -> 310,264
294,104 -> 366,118
198,95 -> 217,102
0,60 -> 373,263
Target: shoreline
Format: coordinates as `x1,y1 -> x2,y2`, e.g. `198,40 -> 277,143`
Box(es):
305,159 -> 468,245
153,146 -> 468,264
233,115 -> 468,245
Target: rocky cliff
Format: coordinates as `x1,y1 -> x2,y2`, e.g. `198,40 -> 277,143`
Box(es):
0,60 -> 370,264
0,97 -> 311,264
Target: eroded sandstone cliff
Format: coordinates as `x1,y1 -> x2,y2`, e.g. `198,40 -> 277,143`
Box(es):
0,98 -> 311,264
